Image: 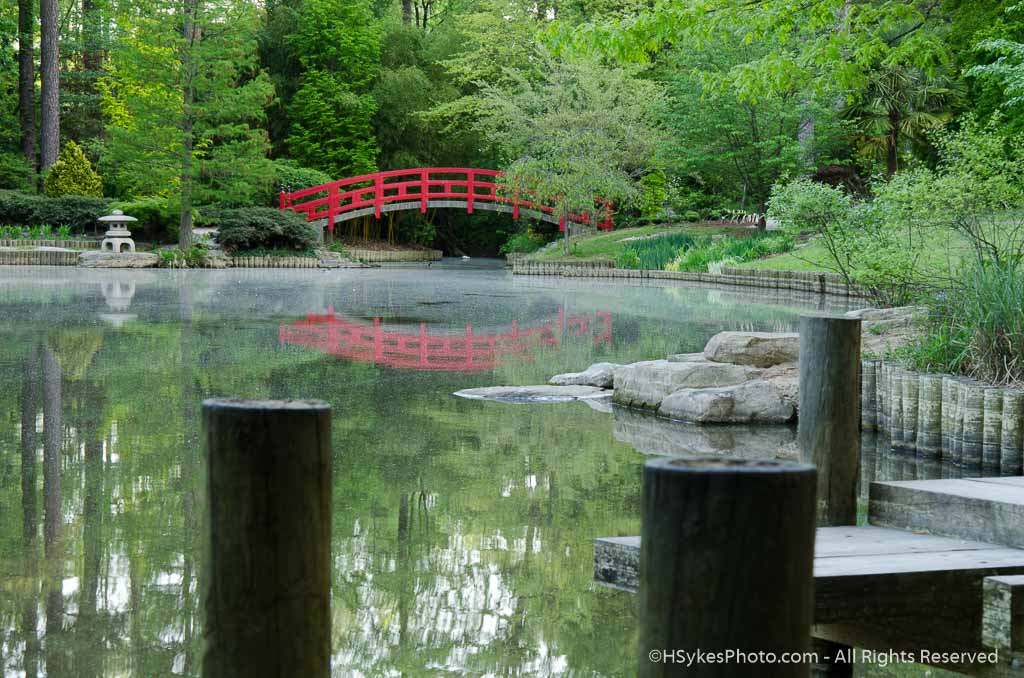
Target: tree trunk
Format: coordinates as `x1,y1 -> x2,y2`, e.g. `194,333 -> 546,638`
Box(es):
402,0 -> 412,24
39,0 -> 60,172
18,0 -> 36,170
886,109 -> 900,177
179,0 -> 198,250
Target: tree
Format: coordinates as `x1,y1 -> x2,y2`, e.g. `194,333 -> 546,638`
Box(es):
842,66 -> 962,176
283,0 -> 381,178
17,0 -> 34,170
100,0 -> 274,244
43,140 -> 103,197
478,50 -> 662,252
39,0 -> 58,171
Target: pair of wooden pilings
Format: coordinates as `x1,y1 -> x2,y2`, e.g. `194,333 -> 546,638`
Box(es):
640,313 -> 860,677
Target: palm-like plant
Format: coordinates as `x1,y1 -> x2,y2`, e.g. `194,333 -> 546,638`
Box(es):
843,66 -> 964,176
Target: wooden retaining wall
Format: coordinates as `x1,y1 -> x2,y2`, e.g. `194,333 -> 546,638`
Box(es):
510,259 -> 866,298
0,250 -> 79,266
861,360 -> 1024,473
0,239 -> 98,249
345,248 -> 442,263
229,256 -> 320,268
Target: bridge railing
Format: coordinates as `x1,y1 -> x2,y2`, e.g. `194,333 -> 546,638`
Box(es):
279,168 -> 614,233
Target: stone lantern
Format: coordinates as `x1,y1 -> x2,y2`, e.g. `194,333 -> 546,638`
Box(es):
99,209 -> 138,253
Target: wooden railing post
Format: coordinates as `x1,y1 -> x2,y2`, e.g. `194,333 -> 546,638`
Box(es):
375,175 -> 383,219
466,170 -> 474,214
327,184 -> 338,234
279,190 -> 286,210
202,399 -> 332,678
421,170 -> 429,214
798,313 -> 862,678
638,457 -> 816,677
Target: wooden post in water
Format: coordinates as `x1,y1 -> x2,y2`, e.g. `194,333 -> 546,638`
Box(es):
798,313 -> 861,677
638,457 -> 816,678
202,399 -> 332,678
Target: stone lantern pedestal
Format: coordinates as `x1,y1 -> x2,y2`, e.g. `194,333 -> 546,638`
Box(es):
99,210 -> 138,253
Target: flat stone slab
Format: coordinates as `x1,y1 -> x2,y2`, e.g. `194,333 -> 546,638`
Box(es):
79,251 -> 159,268
658,379 -> 796,424
703,331 -> 800,367
612,359 -> 759,410
549,362 -> 621,389
453,385 -> 612,403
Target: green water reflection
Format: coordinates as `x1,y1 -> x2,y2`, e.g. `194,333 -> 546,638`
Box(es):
0,264 -> 867,676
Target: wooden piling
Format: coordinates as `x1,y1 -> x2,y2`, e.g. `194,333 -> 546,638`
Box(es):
861,360 -> 878,432
202,399 -> 332,678
915,374 -> 943,458
798,313 -> 862,526
961,382 -> 986,467
890,367 -> 904,450
983,388 -> 1005,468
638,457 -> 816,678
900,371 -> 920,450
1001,390 -> 1024,475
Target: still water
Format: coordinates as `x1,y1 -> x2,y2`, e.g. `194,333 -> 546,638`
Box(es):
0,262 -> 950,676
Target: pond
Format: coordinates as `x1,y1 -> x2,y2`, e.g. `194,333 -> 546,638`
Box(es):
0,262 -> 957,676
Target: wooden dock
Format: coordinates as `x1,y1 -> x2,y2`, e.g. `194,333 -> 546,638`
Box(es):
597,476 -> 1024,676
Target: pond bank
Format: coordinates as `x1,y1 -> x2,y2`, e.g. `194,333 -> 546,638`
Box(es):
509,258 -> 866,298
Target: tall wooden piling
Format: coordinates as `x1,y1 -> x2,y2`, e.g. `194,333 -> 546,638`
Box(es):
961,383 -> 986,467
202,399 -> 333,678
798,314 -> 861,678
638,457 -> 816,678
798,313 -> 862,526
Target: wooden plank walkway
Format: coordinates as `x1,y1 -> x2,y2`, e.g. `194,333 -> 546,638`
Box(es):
596,477 -> 1024,676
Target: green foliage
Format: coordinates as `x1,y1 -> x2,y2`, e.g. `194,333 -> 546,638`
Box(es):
43,140 -> 104,198
906,259 -> 1024,385
666,232 -> 795,272
478,49 -> 663,231
110,196 -> 182,239
283,0 -> 381,178
213,207 -> 319,252
0,190 -> 107,230
616,232 -> 695,270
0,152 -> 33,191
99,0 -> 274,206
158,244 -> 207,268
266,159 -> 334,206
500,229 -> 548,255
638,171 -> 667,220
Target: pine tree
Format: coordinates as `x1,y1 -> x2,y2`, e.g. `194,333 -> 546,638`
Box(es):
43,140 -> 103,197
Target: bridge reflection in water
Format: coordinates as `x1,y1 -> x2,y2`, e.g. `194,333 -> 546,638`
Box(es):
279,305 -> 613,371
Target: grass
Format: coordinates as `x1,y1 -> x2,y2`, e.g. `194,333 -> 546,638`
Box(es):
530,223 -> 750,262
735,227 -> 974,277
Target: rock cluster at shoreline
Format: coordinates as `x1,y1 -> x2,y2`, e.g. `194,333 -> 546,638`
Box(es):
545,306 -> 919,424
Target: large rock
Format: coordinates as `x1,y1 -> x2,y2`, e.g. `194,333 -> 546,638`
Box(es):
657,380 -> 796,424
703,331 -> 800,367
78,251 -> 159,269
549,362 -> 621,389
454,385 -> 611,403
666,352 -> 707,363
613,406 -> 797,459
761,362 -> 800,406
612,359 -> 760,410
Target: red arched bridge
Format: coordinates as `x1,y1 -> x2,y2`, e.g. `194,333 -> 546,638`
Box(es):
279,306 -> 613,372
279,168 -> 614,234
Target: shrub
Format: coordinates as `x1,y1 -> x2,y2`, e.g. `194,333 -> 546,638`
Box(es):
111,196 -> 182,239
43,141 -> 103,198
0,152 -> 34,191
214,207 -> 319,252
617,232 -> 696,270
903,259 -> 1024,385
639,171 -> 667,220
0,190 -> 107,230
500,229 -> 547,254
263,159 -> 335,207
